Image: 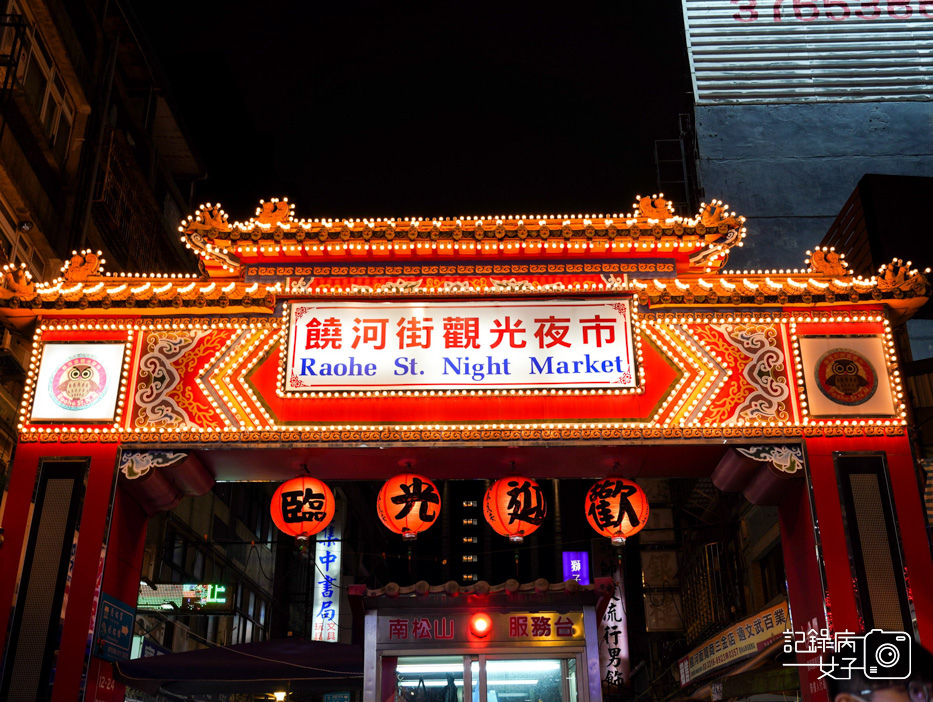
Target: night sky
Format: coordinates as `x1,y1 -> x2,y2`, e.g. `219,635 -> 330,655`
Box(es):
131,2 -> 692,222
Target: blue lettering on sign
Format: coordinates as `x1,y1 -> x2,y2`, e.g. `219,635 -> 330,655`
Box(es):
442,356 -> 512,381
394,357 -> 421,375
529,354 -> 627,375
300,357 -> 376,376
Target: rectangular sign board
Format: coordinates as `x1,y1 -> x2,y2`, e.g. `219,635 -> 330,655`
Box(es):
136,583 -> 234,614
95,593 -> 135,662
285,298 -> 636,392
30,342 -> 127,422
678,599 -> 788,686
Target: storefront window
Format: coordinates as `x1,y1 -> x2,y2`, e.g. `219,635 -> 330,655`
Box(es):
397,655 -> 466,702
485,659 -> 564,702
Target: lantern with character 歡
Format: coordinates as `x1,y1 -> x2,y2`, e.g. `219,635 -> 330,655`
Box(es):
585,477 -> 649,545
483,476 -> 547,543
270,476 -> 336,542
376,473 -> 441,540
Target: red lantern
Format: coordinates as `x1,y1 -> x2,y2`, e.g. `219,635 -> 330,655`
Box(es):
483,476 -> 547,543
271,476 -> 335,542
376,473 -> 440,540
585,477 -> 649,545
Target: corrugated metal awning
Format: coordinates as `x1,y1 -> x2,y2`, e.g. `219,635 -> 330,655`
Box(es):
681,0 -> 933,103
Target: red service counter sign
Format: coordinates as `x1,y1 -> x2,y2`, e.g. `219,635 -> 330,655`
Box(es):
285,298 -> 637,391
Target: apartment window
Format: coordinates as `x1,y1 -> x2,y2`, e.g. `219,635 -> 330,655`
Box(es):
233,583 -> 268,644
462,500 -> 478,508
462,574 -> 478,582
462,518 -> 478,526
0,215 -> 44,280
8,1 -> 74,163
462,536 -> 478,544
462,555 -> 478,563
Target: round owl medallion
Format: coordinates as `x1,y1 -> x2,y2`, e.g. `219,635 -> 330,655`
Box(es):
50,355 -> 107,410
815,348 -> 877,406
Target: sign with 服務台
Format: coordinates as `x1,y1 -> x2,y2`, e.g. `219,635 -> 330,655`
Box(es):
285,298 -> 636,392
30,342 -> 126,422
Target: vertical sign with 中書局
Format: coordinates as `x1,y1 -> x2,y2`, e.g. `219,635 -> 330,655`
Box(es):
285,298 -> 636,392
312,500 -> 345,642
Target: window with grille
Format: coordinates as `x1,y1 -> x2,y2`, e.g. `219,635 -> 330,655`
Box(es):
7,1 -> 74,163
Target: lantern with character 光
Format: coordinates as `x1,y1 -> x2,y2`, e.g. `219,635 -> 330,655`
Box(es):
585,477 -> 649,545
484,476 -> 547,543
376,473 -> 441,540
270,476 -> 336,543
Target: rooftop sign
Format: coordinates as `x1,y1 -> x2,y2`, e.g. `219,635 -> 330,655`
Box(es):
682,0 -> 933,103
284,299 -> 637,393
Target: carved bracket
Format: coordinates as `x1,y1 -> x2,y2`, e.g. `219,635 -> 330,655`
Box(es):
120,450 -> 189,480
735,445 -> 805,475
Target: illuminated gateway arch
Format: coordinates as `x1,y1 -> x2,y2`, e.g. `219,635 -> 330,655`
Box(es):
0,194 -> 930,701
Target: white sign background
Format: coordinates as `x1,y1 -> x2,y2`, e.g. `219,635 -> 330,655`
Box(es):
285,298 -> 636,392
30,342 -> 126,422
798,335 -> 896,418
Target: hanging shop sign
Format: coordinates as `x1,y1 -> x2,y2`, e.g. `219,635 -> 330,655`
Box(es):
678,599 -> 789,686
271,476 -> 336,541
484,476 -> 547,543
586,478 -> 650,545
377,611 -> 585,645
284,298 -> 637,392
562,551 -> 591,585
94,592 -> 136,662
376,473 -> 441,540
30,342 -> 127,422
136,583 -> 235,614
311,501 -> 345,642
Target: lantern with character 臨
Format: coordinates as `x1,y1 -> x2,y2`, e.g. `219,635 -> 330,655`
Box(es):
483,476 -> 547,543
376,473 -> 441,540
585,477 -> 649,545
270,476 -> 336,542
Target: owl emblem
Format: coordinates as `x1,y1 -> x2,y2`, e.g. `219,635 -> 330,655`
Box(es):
59,364 -> 100,401
825,359 -> 868,396
50,355 -> 107,410
816,349 -> 878,407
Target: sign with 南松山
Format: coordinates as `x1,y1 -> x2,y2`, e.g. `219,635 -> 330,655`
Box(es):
284,299 -> 637,392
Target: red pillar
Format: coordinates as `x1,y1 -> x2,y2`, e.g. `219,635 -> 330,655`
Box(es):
805,435 -> 933,641
84,483 -> 149,702
0,441 -> 126,702
779,478 -> 830,702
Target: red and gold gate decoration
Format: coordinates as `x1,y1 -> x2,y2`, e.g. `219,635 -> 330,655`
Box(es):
484,476 -> 547,543
271,476 -> 336,541
376,473 -> 441,540
585,477 -> 649,545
